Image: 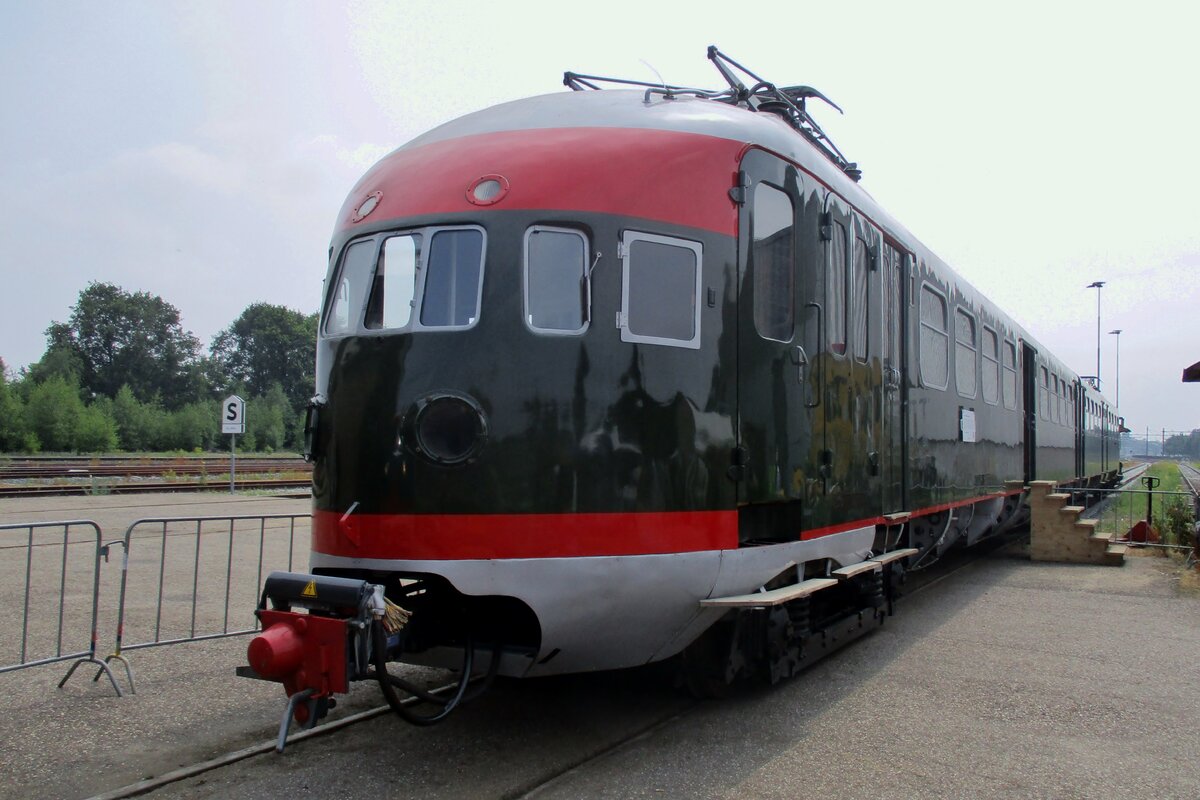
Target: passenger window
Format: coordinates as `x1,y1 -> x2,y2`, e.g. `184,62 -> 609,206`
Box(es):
365,234 -> 419,330
954,308 -> 977,398
852,238 -> 869,362
751,185 -> 795,342
1039,367 -> 1050,419
828,221 -> 848,355
325,240 -> 376,335
981,327 -> 1000,405
620,231 -> 702,349
524,226 -> 589,334
1002,341 -> 1017,409
420,229 -> 485,328
919,284 -> 949,390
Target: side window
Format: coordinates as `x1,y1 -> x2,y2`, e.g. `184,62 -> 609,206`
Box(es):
751,184 -> 795,342
1001,340 -> 1018,409
828,220 -> 848,355
954,308 -> 977,398
1039,366 -> 1050,420
364,234 -> 419,330
852,238 -> 869,362
620,231 -> 702,349
981,326 -> 1000,405
919,284 -> 949,390
420,229 -> 485,328
524,226 -> 589,334
325,240 -> 376,334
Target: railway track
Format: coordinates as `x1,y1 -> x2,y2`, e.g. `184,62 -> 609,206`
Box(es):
0,456 -> 309,480
87,533 -> 1007,800
1179,462 -> 1200,501
0,477 -> 311,497
0,455 -> 311,496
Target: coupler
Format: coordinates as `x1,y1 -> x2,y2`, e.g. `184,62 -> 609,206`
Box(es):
239,571 -> 400,752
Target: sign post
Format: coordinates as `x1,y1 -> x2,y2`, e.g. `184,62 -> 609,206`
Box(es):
221,395 -> 246,493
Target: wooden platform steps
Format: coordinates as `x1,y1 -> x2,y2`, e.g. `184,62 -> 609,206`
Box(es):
1029,481 -> 1125,566
700,548 -> 920,608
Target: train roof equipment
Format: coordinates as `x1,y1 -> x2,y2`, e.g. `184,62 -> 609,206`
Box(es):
564,45 -> 862,182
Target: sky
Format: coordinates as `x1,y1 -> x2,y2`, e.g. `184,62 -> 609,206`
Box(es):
0,1 -> 1196,434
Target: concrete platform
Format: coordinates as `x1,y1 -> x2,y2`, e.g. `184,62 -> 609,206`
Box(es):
1,497 -> 1197,799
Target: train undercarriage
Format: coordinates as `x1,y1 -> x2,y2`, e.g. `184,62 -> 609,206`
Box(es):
240,489 -> 1043,749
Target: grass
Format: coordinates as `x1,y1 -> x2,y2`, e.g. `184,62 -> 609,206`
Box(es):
1097,462 -> 1194,544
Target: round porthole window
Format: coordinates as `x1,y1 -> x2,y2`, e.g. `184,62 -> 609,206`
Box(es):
466,174 -> 510,206
409,394 -> 488,465
352,191 -> 383,222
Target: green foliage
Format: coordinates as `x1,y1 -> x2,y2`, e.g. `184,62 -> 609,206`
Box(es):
1162,497 -> 1195,548
112,385 -> 157,450
48,282 -> 203,409
247,383 -> 290,452
1164,430 -> 1200,460
210,304 -> 317,410
75,402 -> 118,453
12,291 -> 322,454
0,369 -> 32,451
25,376 -> 85,451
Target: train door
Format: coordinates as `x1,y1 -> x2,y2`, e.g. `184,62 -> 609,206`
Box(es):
733,150 -> 823,542
1022,342 -> 1038,481
880,244 -> 909,512
817,194 -> 881,525
850,210 -> 884,517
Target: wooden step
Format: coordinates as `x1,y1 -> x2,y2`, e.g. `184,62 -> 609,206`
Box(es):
832,560 -> 883,580
701,577 -> 838,608
1047,493 -> 1071,502
1059,505 -> 1085,515
1074,519 -> 1099,531
870,547 -> 920,566
1089,530 -> 1114,543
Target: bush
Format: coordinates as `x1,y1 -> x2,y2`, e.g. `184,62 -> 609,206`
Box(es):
26,376 -> 84,451
75,403 -> 118,453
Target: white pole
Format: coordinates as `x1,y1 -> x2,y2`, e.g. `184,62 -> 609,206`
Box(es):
230,433 -> 236,493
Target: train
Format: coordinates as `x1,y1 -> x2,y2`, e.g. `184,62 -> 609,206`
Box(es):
242,47 -> 1122,736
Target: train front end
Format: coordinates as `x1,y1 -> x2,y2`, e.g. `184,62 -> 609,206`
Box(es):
242,90 -> 749,732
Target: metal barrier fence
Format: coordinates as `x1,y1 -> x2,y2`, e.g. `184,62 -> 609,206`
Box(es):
0,513 -> 309,696
101,513 -> 309,692
1077,483 -> 1198,553
0,520 -> 124,695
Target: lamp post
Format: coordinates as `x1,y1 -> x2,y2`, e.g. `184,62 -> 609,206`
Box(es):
1108,329 -> 1122,408
1087,281 -> 1105,389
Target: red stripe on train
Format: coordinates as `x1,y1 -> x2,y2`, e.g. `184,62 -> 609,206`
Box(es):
312,509 -> 739,560
312,489 -> 1026,561
336,128 -> 743,237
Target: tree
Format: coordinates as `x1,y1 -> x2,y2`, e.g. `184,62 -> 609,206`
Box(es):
75,400 -> 118,453
210,304 -> 316,410
247,383 -> 290,451
0,368 -> 33,452
48,282 -> 203,408
25,376 -> 85,452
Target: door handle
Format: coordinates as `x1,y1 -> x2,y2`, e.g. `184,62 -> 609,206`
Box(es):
792,345 -> 809,383
804,302 -> 823,408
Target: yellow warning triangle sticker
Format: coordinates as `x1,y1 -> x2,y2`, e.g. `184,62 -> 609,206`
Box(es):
301,580 -> 318,598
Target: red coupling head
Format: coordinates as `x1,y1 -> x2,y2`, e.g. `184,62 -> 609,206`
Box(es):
247,618 -> 306,679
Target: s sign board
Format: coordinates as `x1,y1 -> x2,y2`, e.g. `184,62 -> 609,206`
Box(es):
222,395 -> 246,435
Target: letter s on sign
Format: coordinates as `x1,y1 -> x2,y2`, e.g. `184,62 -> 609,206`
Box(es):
226,402 -> 238,421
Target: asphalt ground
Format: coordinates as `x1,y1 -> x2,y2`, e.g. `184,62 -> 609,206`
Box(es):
2,494 -> 1198,799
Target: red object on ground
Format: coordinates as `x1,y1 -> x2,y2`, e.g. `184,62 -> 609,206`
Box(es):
1126,521 -> 1160,543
